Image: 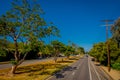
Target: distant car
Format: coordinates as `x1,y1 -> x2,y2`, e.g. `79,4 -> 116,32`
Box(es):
58,54 -> 64,57
85,54 -> 88,57
91,58 -> 95,61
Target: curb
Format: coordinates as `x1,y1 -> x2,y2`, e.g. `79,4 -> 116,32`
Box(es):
100,66 -> 114,80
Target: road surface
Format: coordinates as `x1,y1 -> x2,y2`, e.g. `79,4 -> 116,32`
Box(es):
47,56 -> 112,80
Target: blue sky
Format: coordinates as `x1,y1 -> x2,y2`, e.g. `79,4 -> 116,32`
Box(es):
0,0 -> 120,51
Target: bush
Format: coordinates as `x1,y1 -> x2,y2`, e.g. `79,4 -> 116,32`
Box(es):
112,62 -> 120,70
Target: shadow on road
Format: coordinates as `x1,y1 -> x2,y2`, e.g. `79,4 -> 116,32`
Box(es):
55,66 -> 77,79
55,73 -> 64,78
63,66 -> 77,71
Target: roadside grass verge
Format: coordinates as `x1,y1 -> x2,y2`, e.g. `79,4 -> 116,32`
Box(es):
0,56 -> 80,80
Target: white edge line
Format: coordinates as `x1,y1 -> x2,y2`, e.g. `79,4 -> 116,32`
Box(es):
90,58 -> 101,80
88,57 -> 92,80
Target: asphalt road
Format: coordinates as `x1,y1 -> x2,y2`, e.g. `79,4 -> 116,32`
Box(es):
48,56 -> 113,80
0,58 -> 53,69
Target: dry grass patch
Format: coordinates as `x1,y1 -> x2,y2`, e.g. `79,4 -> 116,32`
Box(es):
0,56 -> 80,80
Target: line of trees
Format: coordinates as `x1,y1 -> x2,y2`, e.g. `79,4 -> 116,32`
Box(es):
0,0 -> 85,74
89,18 -> 120,70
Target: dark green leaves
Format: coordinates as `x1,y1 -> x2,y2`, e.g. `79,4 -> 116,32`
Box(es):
111,18 -> 120,48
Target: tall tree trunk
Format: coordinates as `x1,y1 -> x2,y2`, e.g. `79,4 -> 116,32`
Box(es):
14,38 -> 19,61
10,65 -> 18,74
10,37 -> 28,75
54,56 -> 57,63
118,42 -> 120,48
54,49 -> 58,63
9,37 -> 19,75
67,56 -> 69,59
10,59 -> 25,75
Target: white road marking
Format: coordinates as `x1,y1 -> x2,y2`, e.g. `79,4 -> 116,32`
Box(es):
72,72 -> 75,75
90,58 -> 101,80
77,63 -> 81,69
88,57 -> 92,80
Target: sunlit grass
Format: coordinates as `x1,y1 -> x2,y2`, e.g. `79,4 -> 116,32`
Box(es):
0,56 -> 80,80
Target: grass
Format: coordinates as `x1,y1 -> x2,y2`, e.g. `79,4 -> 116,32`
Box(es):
0,56 -> 80,80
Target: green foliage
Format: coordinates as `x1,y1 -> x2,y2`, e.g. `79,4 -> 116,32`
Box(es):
42,44 -> 53,55
0,39 -> 9,57
111,18 -> 120,48
0,0 -> 60,61
112,63 -> 120,70
0,0 -> 60,74
77,47 -> 85,54
64,45 -> 74,57
89,39 -> 120,69
51,40 -> 64,53
89,42 -> 107,63
0,49 -> 7,57
10,59 -> 18,65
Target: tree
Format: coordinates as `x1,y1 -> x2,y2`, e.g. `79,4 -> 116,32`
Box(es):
64,45 -> 74,59
77,47 -> 85,55
0,39 -> 9,56
51,40 -> 63,62
0,0 -> 59,74
89,39 -> 120,68
111,18 -> 120,48
42,44 -> 53,57
89,42 -> 107,65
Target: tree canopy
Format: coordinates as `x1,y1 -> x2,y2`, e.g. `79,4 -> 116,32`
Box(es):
111,18 -> 120,48
0,0 -> 60,74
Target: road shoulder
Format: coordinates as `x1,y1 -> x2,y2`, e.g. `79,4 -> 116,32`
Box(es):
101,66 -> 120,80
93,61 -> 120,80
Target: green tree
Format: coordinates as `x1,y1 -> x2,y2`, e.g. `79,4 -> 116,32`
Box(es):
89,39 -> 120,69
64,45 -> 74,59
111,18 -> 120,48
0,39 -> 9,57
51,40 -> 64,62
89,42 -> 107,65
77,47 -> 85,55
0,0 -> 59,74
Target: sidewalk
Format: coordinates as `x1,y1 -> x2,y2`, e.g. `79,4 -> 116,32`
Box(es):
101,66 -> 120,80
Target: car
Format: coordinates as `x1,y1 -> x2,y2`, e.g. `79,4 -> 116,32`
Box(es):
91,58 -> 95,61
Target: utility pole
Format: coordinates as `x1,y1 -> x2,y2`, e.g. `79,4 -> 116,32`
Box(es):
101,20 -> 113,72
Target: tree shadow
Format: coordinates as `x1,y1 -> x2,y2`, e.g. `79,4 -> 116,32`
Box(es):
69,58 -> 79,60
55,72 -> 64,78
63,66 -> 77,71
54,66 -> 77,79
57,61 -> 73,63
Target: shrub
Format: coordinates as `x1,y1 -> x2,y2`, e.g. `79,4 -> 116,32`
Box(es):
112,62 -> 120,70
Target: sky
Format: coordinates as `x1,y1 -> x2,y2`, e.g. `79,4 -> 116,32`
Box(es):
0,0 -> 120,51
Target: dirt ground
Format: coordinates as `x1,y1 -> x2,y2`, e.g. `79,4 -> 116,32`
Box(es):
101,66 -> 120,80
